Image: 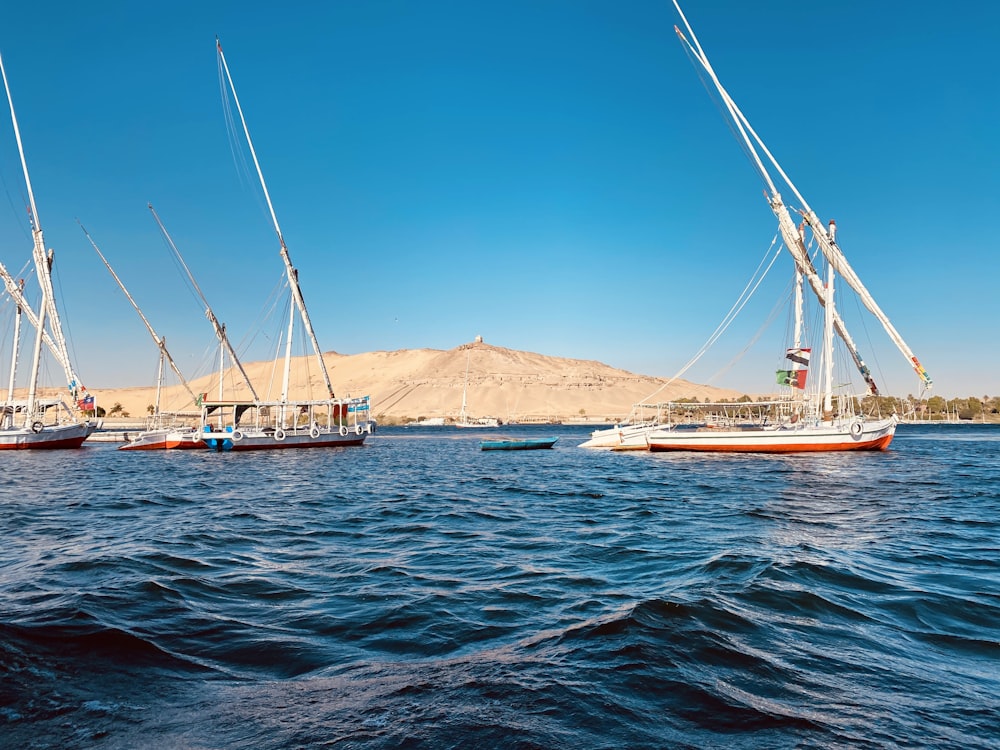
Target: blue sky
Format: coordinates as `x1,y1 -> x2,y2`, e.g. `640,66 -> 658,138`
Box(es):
0,0 -> 996,399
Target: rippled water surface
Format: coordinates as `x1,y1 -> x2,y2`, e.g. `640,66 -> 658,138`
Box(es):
2,423 -> 998,748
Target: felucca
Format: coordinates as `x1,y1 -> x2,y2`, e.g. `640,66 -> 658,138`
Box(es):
640,1 -> 931,453
0,51 -> 95,449
82,221 -> 205,451
199,40 -> 373,451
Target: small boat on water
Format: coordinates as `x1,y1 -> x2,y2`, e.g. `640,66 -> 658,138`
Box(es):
84,221 -> 207,452
480,436 -> 558,451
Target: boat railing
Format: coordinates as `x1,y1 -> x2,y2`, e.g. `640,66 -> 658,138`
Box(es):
201,394 -> 372,434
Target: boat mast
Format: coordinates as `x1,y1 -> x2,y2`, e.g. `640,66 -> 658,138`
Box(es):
82,223 -> 200,407
791,261 -> 806,407
460,350 -> 470,422
23,266 -> 47,426
671,1 -> 931,391
216,38 -> 337,399
1,50 -> 84,406
4,278 -> 23,422
822,261 -> 835,417
154,346 -> 165,420
280,293 -> 295,423
671,11 -> 879,394
147,203 -> 259,402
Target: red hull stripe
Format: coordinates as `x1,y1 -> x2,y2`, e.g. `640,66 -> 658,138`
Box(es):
0,436 -> 88,450
648,434 -> 893,453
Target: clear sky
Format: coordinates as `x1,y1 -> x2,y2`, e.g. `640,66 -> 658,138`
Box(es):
0,0 -> 996,400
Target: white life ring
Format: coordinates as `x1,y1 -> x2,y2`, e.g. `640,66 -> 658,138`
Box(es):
232,430 -> 243,441
310,426 -> 320,439
274,429 -> 286,441
339,425 -> 348,437
30,421 -> 43,433
850,420 -> 863,439
355,424 -> 363,435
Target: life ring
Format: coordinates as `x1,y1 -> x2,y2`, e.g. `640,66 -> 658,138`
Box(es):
355,424 -> 364,436
30,421 -> 43,433
309,426 -> 320,439
339,425 -> 348,437
274,429 -> 286,441
232,430 -> 243,441
850,420 -> 863,439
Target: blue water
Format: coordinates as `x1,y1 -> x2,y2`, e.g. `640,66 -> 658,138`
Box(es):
1,423 -> 998,748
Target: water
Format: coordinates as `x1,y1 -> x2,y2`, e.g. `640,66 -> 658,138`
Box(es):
1,423 -> 998,749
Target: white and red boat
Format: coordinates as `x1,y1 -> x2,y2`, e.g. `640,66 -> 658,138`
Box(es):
645,406 -> 897,454
0,52 -> 96,450
602,3 -> 933,455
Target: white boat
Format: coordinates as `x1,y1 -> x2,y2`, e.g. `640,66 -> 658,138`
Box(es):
0,52 -> 95,450
200,40 -> 373,451
454,347 -> 500,428
639,2 -> 932,454
408,417 -> 446,427
579,404 -> 669,449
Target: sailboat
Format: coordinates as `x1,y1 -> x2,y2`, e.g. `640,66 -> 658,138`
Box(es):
198,40 -> 373,451
454,346 -> 499,428
0,51 -> 95,449
82,222 -> 205,451
639,1 -> 932,453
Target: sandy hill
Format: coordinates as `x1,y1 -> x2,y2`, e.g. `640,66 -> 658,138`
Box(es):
93,340 -> 743,424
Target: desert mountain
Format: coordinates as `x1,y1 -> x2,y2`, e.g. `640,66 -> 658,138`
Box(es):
93,340 -> 742,424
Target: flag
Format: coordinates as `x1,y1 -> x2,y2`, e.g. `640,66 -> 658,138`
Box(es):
776,369 -> 807,389
78,395 -> 95,410
785,347 -> 811,366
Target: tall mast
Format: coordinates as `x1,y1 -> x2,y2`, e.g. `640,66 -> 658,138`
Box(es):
672,1 -> 931,391
216,38 -> 336,399
81,223 -> 199,407
822,262 -> 835,416
5,278 -> 23,416
280,293 -> 295,423
460,350 -> 470,421
0,50 -> 83,403
671,13 -> 878,394
148,203 -> 259,402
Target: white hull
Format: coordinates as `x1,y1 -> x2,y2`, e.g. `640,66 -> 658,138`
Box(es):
646,416 -> 897,453
119,428 -> 206,451
579,422 -> 662,450
0,421 -> 93,450
455,418 -> 500,428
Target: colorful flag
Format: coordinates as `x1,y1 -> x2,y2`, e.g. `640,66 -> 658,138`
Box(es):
785,347 -> 811,366
78,395 -> 95,410
776,369 -> 807,389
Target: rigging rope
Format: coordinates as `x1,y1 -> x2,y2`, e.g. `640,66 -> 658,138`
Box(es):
638,233 -> 782,404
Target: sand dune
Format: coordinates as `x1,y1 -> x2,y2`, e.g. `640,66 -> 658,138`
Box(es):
91,340 -> 743,424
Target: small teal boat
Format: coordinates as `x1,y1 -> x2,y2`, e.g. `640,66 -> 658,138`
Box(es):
479,436 -> 558,451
